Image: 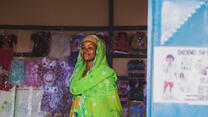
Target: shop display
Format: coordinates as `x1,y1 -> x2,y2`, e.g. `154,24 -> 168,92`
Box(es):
128,60 -> 146,79
68,33 -> 86,67
24,58 -> 42,86
8,59 -> 25,85
113,32 -> 130,52
128,101 -> 146,117
130,31 -> 147,55
38,57 -> 72,115
117,80 -> 129,105
58,60 -> 74,87
123,104 -> 129,117
95,32 -> 109,53
128,80 -> 145,101
0,88 -> 15,117
0,31 -> 17,49
71,33 -> 85,53
0,47 -> 14,70
14,88 -> 46,117
48,32 -> 71,60
31,32 -> 51,57
0,32 -> 17,91
41,86 -> 72,115
0,73 -> 13,91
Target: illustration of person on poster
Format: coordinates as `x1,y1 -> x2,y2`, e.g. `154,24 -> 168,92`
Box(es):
163,54 -> 177,98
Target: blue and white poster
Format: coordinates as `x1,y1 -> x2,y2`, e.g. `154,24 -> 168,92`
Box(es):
154,47 -> 208,105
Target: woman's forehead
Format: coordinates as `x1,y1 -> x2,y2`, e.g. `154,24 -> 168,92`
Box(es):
82,41 -> 97,47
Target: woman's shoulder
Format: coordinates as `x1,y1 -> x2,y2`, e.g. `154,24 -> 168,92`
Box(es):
97,65 -> 115,73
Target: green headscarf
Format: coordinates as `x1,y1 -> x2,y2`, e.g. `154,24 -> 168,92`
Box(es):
69,35 -> 117,95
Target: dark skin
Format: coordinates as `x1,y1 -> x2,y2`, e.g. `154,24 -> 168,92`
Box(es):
81,41 -> 97,77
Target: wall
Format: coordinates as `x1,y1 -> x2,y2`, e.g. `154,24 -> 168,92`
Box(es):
0,0 -> 108,26
0,0 -> 147,26
114,0 -> 148,26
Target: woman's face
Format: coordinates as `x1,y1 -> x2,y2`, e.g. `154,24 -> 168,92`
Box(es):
81,41 -> 97,62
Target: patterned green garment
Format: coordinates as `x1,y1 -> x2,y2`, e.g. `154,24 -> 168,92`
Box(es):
69,35 -> 123,117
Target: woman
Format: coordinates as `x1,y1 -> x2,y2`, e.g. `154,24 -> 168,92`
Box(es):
69,35 -> 123,117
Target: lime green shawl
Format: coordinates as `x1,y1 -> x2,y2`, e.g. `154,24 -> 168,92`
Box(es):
69,35 -> 122,117
70,35 -> 117,94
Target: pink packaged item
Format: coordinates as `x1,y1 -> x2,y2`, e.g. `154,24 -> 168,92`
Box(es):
24,58 -> 41,86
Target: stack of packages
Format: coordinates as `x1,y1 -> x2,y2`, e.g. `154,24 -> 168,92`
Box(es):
127,59 -> 146,117
0,31 -> 17,117
113,31 -> 147,55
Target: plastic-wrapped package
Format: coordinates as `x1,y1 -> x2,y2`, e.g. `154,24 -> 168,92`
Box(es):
0,87 -> 16,117
128,80 -> 145,101
57,60 -> 73,87
117,80 -> 129,105
71,33 -> 85,53
0,47 -> 14,91
128,101 -> 146,117
128,60 -> 146,79
48,32 -> 71,60
31,32 -> 50,57
0,32 -> 17,72
130,31 -> 147,55
8,59 -> 25,85
24,58 -> 41,86
0,32 -> 17,48
0,73 -> 13,91
41,86 -> 72,115
95,32 -> 109,53
38,57 -> 73,116
68,34 -> 85,67
14,87 -> 47,117
113,32 -> 130,52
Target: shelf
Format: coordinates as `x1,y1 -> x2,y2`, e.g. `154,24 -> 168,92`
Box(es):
112,53 -> 147,58
14,52 -> 33,57
113,26 -> 147,31
118,76 -> 146,80
0,25 -> 147,31
0,25 -> 109,31
14,52 -> 147,58
118,76 -> 128,80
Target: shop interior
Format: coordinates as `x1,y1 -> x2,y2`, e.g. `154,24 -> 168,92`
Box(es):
0,0 -> 148,117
